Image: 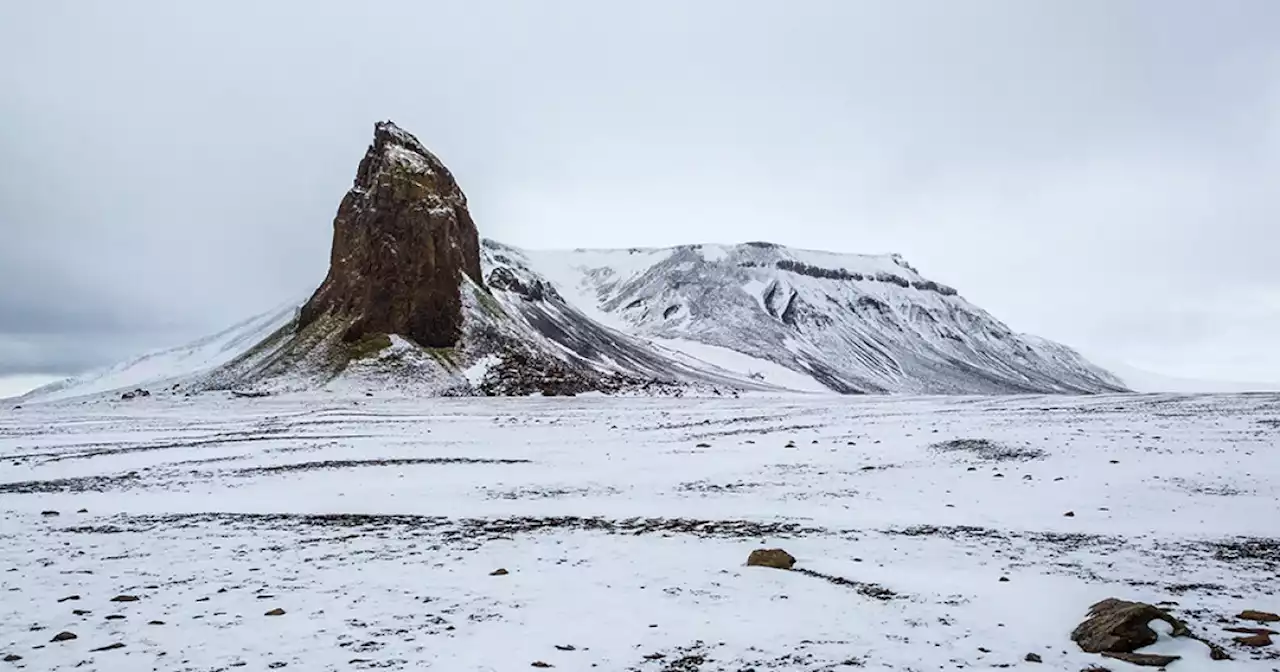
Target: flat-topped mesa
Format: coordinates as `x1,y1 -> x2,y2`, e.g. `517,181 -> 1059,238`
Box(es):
299,121 -> 484,347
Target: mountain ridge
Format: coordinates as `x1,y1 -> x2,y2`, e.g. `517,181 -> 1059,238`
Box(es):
19,236 -> 1126,402
15,122 -> 1127,402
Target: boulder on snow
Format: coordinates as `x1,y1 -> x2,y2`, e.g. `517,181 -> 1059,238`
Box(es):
1071,598 -> 1189,653
1238,609 -> 1280,623
746,548 -> 796,570
1101,652 -> 1180,667
1071,598 -> 1231,663
1232,631 -> 1272,647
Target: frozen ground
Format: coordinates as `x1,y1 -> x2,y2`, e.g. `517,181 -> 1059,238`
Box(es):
1,392 -> 1278,670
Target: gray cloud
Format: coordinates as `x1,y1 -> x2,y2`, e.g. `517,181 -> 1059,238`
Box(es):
1,0 -> 1277,383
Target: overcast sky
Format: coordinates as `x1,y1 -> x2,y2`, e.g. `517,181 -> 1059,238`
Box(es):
2,0 -> 1278,396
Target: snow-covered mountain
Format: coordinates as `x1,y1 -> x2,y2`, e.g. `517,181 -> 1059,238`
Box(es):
16,121 -> 1125,402
494,242 -> 1126,394
20,240 -> 1126,402
1081,353 -> 1280,393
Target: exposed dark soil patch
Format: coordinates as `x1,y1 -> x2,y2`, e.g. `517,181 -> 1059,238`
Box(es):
929,438 -> 1046,461
0,472 -> 144,494
232,457 -> 531,476
1,430 -> 376,464
676,480 -> 764,494
1204,537 -> 1280,571
483,486 -> 620,500
792,568 -> 900,600
76,512 -> 827,541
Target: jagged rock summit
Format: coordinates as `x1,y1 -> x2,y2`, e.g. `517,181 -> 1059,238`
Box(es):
299,121 -> 483,348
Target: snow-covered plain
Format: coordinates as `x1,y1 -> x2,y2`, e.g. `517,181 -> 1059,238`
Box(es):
1,392 -> 1278,670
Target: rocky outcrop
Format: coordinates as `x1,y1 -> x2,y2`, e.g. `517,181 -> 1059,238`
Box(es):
299,121 -> 484,348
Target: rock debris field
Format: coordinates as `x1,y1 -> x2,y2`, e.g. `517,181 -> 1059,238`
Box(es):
1,392 -> 1278,670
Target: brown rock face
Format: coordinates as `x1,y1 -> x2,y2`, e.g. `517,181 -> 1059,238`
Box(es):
299,121 -> 484,348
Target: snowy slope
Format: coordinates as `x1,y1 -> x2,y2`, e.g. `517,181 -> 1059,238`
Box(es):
1082,353 -> 1280,393
2,393 -> 1277,670
515,242 -> 1127,394
18,301 -> 300,403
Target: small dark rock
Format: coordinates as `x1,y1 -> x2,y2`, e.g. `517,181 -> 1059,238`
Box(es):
999,577 -> 1010,582
90,643 -> 125,652
1233,632 -> 1272,647
1239,610 -> 1280,623
109,595 -> 139,602
104,615 -> 125,621
1100,651 -> 1179,666
148,620 -> 165,625
40,511 -> 59,517
57,595 -> 80,602
72,610 -> 90,616
2,654 -> 21,662
1063,511 -> 1076,517
554,645 -> 576,651
50,631 -> 77,642
1225,626 -> 1277,635
490,568 -> 509,576
695,443 -> 711,448
531,662 -> 553,668
746,548 -> 796,570
264,608 -> 286,616
1025,652 -> 1042,663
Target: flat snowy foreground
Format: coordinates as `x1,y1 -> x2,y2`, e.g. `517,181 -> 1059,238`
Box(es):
1,393 -> 1278,671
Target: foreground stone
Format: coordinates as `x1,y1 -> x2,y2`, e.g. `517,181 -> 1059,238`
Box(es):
1071,598 -> 1230,662
1101,651 -> 1179,667
1232,631 -> 1273,647
1239,609 -> 1280,623
746,548 -> 796,570
1071,599 -> 1189,653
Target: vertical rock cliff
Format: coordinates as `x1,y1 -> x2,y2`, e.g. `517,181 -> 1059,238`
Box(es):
298,121 -> 484,348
